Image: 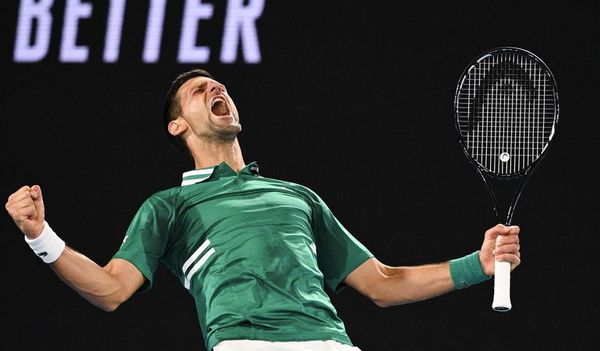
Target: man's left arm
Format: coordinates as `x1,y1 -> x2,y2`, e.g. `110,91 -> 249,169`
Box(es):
344,224 -> 521,307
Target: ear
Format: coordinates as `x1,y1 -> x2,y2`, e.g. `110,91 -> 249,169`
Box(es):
168,118 -> 188,137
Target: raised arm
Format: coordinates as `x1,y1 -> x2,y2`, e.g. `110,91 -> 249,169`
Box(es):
5,185 -> 144,312
344,224 -> 521,307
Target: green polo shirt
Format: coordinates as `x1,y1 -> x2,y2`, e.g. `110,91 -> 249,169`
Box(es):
113,162 -> 373,350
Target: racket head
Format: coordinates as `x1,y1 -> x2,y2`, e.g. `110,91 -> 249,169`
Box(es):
453,47 -> 560,179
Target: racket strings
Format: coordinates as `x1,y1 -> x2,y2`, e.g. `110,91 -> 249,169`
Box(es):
456,51 -> 557,175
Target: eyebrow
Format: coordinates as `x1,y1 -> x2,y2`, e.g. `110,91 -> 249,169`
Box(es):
182,80 -> 206,100
192,80 -> 208,92
184,78 -> 225,98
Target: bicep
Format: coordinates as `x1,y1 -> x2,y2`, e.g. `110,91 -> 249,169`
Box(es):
344,257 -> 386,299
104,258 -> 145,301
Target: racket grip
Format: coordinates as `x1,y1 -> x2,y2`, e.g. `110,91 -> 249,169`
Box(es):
492,260 -> 512,311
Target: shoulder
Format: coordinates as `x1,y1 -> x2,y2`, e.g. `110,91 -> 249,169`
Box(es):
148,185 -> 181,201
139,186 -> 182,209
258,175 -> 323,203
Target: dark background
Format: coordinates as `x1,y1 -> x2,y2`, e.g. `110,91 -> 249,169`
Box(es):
1,1 -> 599,350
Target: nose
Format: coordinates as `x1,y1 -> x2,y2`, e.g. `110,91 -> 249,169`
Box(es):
208,81 -> 225,94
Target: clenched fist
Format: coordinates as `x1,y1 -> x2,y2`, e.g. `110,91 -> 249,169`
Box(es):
5,185 -> 46,239
479,224 -> 521,275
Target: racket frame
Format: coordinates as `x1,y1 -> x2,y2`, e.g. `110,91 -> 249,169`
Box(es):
452,46 -> 560,311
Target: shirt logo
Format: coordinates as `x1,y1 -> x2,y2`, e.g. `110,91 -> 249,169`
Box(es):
182,239 -> 216,290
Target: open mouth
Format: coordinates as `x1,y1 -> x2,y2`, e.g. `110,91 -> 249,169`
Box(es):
211,97 -> 231,116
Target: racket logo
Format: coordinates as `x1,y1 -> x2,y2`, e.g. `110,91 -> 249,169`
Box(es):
499,152 -> 510,163
468,60 -> 537,132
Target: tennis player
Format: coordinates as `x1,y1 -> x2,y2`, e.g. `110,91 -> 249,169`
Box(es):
5,69 -> 521,351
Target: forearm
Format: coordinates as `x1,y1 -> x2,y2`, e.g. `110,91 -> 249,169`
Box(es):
346,254 -> 490,308
371,262 -> 455,307
50,247 -> 129,312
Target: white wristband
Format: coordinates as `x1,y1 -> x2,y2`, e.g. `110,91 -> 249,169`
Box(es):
24,221 -> 65,264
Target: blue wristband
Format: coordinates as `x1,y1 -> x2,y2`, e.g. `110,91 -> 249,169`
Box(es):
449,251 -> 490,289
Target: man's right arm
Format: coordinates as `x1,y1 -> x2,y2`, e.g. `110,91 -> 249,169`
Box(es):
50,250 -> 144,311
5,185 -> 144,312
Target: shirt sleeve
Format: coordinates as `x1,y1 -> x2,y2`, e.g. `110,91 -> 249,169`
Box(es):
311,193 -> 374,293
112,192 -> 174,292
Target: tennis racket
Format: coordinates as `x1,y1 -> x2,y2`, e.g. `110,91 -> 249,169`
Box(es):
453,47 -> 559,312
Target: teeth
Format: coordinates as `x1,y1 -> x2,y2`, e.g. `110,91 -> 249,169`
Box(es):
211,97 -> 224,108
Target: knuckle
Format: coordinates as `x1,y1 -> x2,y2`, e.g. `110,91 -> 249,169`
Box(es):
8,192 -> 18,201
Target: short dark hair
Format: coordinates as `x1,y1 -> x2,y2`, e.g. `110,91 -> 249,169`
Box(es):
163,68 -> 214,153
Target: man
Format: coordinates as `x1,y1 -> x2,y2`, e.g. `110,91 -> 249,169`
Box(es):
5,69 -> 521,351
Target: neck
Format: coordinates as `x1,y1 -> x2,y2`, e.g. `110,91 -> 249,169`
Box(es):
188,138 -> 246,172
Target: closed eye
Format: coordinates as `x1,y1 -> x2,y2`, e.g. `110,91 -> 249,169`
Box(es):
194,83 -> 207,94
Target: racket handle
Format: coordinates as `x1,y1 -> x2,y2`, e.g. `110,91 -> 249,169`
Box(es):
492,260 -> 512,311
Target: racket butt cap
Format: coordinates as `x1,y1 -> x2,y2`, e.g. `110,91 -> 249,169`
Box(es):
492,305 -> 512,312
